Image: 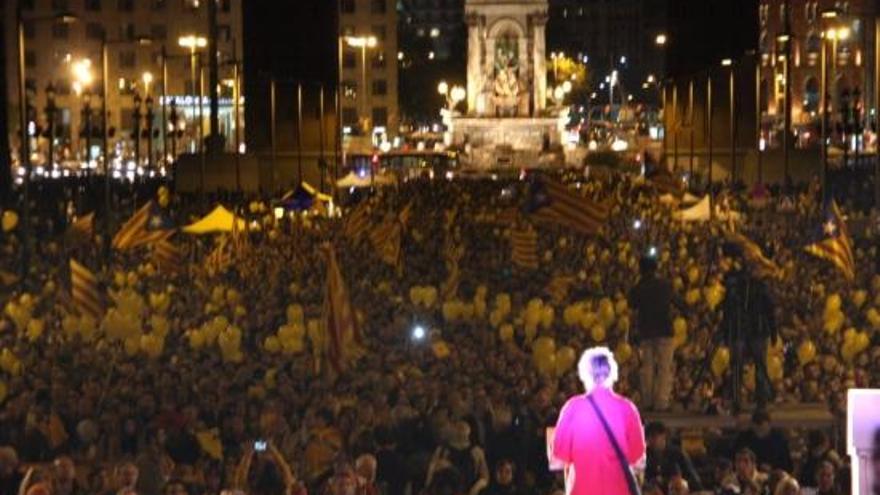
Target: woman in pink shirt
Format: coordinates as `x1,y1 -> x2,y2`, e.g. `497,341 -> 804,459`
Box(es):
553,347 -> 646,495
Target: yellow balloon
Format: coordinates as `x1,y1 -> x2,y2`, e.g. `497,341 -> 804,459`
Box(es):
852,290 -> 868,309
26,318 -> 44,342
590,324 -> 606,342
2,210 -> 19,232
711,347 -> 731,377
264,335 -> 281,353
432,341 -> 451,359
534,351 -> 556,376
797,341 -> 817,365
499,324 -> 514,342
554,346 -> 577,376
615,341 -> 633,364
767,355 -> 783,382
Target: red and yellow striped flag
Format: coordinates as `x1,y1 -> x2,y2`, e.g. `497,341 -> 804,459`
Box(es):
545,275 -> 576,305
726,232 -> 782,279
322,243 -> 361,373
510,225 -> 539,270
527,175 -> 609,235
112,200 -> 174,250
70,259 -> 104,319
153,239 -> 183,273
804,201 -> 855,281
344,203 -> 371,242
370,217 -> 402,268
66,212 -> 95,244
205,238 -> 232,277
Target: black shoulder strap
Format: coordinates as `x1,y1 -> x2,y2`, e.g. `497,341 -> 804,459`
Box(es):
587,394 -> 642,495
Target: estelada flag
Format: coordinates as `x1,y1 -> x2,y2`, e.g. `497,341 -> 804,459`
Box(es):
321,243 -> 361,373
70,258 -> 104,319
112,200 -> 174,250
804,200 -> 855,281
525,175 -> 609,236
510,225 -> 539,270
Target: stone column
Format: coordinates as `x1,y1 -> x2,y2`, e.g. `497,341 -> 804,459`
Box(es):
531,13 -> 548,114
466,13 -> 482,115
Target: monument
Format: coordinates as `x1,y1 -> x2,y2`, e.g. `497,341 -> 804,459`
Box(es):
451,0 -> 565,169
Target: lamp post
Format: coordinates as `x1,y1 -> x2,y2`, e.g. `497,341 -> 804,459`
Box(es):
133,92 -> 142,169
143,72 -> 155,173
819,21 -> 849,202
44,83 -> 56,173
707,72 -> 714,219
169,100 -> 179,160
345,35 -> 378,134
721,58 -> 736,183
16,6 -> 77,277
71,58 -> 94,165
688,78 -> 695,180
146,96 -> 155,174
178,35 -> 207,152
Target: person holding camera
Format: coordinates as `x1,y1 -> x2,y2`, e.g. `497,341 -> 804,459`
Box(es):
719,242 -> 778,411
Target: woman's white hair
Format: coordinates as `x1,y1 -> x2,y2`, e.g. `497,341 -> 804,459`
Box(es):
577,346 -> 619,390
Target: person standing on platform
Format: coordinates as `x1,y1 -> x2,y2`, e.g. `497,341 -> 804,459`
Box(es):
552,347 -> 646,495
629,255 -> 677,411
720,243 -> 778,410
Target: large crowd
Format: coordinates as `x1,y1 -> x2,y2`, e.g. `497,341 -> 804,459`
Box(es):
0,167 -> 878,495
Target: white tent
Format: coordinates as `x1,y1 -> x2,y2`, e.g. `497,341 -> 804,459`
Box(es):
673,195 -> 741,222
336,171 -> 396,188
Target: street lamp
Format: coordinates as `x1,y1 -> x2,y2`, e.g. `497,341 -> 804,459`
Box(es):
44,83 -> 56,173
179,35 -> 207,153
16,7 -> 77,278
71,58 -> 93,164
655,34 -> 668,46
345,35 -> 379,134
721,58 -> 737,182
142,71 -> 154,95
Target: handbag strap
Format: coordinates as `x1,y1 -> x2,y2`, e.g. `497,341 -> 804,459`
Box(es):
587,394 -> 641,495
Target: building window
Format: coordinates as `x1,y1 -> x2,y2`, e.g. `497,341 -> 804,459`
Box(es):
804,77 -> 819,113
150,24 -> 168,41
372,79 -> 387,96
343,52 -> 357,69
806,32 -> 820,65
218,24 -> 232,42
23,21 -> 36,39
118,0 -> 134,12
342,81 -> 358,100
25,50 -> 37,68
86,22 -> 105,40
342,25 -> 355,36
119,51 -> 136,68
341,0 -> 355,14
184,0 -> 200,10
51,0 -> 69,10
86,0 -> 102,11
120,22 -> 135,40
342,107 -> 359,126
21,0 -> 35,11
371,0 -> 387,14
151,0 -> 167,10
372,52 -> 386,69
373,25 -> 387,42
372,107 -> 388,127
52,22 -> 70,39
222,0 -> 231,12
